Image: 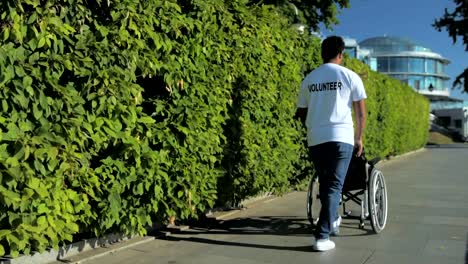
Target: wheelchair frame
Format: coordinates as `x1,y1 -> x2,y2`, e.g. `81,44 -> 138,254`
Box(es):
306,152 -> 388,234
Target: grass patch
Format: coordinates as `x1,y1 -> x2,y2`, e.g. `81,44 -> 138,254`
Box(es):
428,132 -> 455,145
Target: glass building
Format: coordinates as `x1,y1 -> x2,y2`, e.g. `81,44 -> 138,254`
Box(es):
358,36 -> 451,100
345,36 -> 467,140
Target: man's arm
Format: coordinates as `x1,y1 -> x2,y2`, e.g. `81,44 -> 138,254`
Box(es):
353,100 -> 366,157
295,107 -> 307,126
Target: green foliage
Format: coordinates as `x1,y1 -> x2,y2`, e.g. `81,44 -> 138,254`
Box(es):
248,0 -> 350,31
433,0 -> 467,92
433,0 -> 467,50
0,0 -> 428,258
0,0 -> 176,257
214,5 -> 320,206
344,59 -> 430,158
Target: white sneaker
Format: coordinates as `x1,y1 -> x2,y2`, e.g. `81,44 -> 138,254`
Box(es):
313,238 -> 336,251
330,216 -> 342,236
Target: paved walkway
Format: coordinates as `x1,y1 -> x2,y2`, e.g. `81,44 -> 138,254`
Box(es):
80,145 -> 468,264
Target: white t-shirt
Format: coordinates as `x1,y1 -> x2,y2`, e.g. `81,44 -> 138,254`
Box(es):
297,63 -> 367,146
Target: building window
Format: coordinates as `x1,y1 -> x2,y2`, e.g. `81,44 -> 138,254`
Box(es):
408,76 -> 423,90
389,57 -> 408,72
435,78 -> 445,90
369,58 -> 377,71
414,80 -> 420,90
426,59 -> 436,74
454,119 -> 462,128
408,58 -> 424,73
377,57 -> 389,72
424,76 -> 436,90
439,116 -> 451,127
436,61 -> 444,74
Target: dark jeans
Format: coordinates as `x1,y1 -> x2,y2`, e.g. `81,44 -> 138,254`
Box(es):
309,141 -> 354,240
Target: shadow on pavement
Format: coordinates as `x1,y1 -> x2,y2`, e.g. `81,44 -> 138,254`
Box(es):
171,216 -> 313,237
465,233 -> 467,264
164,235 -> 313,252
157,215 -> 374,252
425,143 -> 468,149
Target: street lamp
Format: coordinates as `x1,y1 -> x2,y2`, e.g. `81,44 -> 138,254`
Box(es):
428,83 -> 434,92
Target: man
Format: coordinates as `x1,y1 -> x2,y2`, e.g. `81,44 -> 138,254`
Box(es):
296,36 -> 367,251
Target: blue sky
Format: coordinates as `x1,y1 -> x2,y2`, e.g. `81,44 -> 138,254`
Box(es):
319,0 -> 468,101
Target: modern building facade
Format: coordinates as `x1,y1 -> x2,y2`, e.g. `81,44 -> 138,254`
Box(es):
358,36 -> 451,100
344,37 -> 376,70
432,106 -> 468,140
342,36 -> 467,140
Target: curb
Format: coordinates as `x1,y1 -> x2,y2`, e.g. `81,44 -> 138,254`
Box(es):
47,236 -> 156,264
0,233 -> 141,264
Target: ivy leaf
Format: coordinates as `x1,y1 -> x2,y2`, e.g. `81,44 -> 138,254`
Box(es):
33,103 -> 43,120
138,116 -> 155,124
37,37 -> 46,48
2,100 -> 8,112
28,178 -> 40,189
64,60 -> 73,70
27,13 -> 38,24
0,230 -> 12,239
37,216 -> 47,226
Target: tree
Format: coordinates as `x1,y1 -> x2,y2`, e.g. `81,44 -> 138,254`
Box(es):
249,0 -> 350,31
433,0 -> 468,93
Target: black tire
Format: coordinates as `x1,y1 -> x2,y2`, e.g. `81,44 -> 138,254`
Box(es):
306,175 -> 321,226
368,168 -> 388,233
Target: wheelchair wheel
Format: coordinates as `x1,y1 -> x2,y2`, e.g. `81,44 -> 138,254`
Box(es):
306,175 -> 321,226
368,168 -> 388,233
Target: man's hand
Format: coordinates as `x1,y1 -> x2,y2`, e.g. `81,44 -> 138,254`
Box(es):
354,138 -> 363,157
352,99 -> 366,157
295,108 -> 307,125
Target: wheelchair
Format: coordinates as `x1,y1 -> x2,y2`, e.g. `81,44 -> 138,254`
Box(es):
306,150 -> 388,233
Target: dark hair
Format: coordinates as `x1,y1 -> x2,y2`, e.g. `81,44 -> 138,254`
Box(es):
321,36 -> 345,63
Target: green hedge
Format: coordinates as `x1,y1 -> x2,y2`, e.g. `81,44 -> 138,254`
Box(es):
344,59 -> 430,158
0,0 -> 428,257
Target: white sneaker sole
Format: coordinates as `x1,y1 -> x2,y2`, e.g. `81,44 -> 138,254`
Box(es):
313,240 -> 336,251
313,243 -> 335,251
